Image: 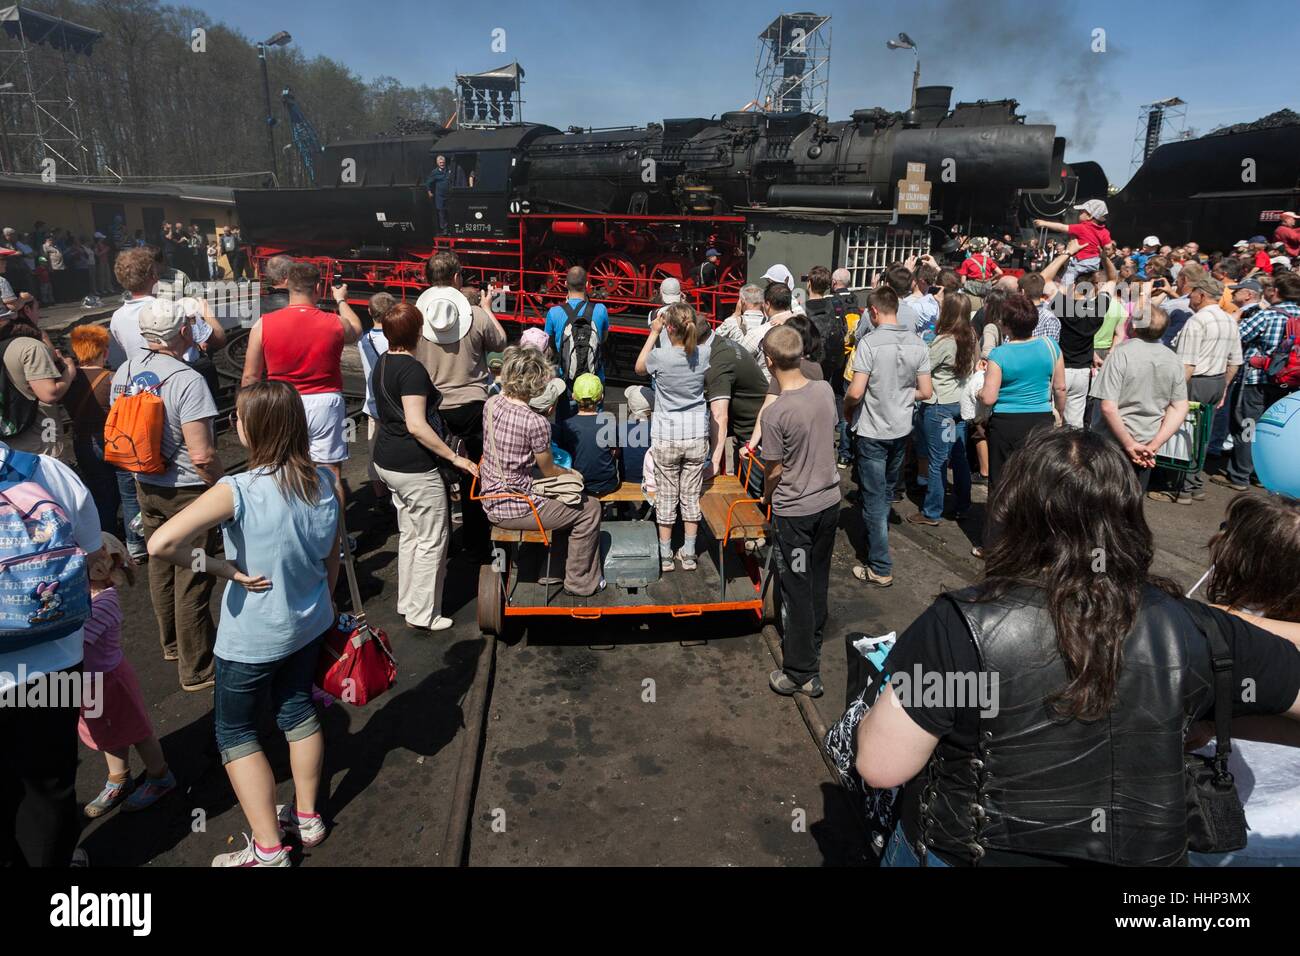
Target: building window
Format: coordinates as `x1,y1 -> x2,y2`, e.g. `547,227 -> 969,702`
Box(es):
840,225 -> 930,290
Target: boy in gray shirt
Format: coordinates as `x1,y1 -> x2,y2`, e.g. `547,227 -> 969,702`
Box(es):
761,325 -> 842,699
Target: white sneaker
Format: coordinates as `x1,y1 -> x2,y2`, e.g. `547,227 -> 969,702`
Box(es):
676,549 -> 698,571
277,804 -> 328,848
427,616 -> 454,631
211,834 -> 291,867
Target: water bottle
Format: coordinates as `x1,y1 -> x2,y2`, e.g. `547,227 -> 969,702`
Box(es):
129,511 -> 144,537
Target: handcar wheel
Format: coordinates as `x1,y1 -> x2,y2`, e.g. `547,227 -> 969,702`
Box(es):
478,564 -> 504,636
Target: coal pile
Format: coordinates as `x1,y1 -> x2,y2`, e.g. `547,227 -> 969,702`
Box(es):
1207,109 -> 1300,137
375,117 -> 446,137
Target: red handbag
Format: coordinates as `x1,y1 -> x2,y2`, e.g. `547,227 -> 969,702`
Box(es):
316,527 -> 397,706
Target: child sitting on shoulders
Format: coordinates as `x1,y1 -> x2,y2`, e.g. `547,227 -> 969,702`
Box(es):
80,532 -> 176,818
553,373 -> 620,497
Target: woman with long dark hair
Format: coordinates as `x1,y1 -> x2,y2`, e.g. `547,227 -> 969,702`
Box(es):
855,429 -> 1300,867
912,292 -> 977,525
149,381 -> 341,866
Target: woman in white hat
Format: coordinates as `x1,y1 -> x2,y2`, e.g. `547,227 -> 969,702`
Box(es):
413,251 -> 507,565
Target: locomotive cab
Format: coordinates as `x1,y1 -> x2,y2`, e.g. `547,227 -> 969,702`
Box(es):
441,148 -> 511,238
433,123 -> 559,239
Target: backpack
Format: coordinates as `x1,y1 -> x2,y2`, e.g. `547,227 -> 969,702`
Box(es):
1261,311 -> 1300,391
103,360 -> 181,474
0,449 -> 91,650
0,339 -> 41,439
809,296 -> 850,382
558,300 -> 601,382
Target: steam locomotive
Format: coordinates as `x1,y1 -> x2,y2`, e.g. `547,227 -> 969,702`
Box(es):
234,84 -> 1105,328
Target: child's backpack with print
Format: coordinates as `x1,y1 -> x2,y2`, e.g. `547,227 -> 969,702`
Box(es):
0,449 -> 90,650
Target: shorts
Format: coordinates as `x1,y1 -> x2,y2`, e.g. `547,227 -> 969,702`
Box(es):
300,391 -> 349,465
214,637 -> 323,765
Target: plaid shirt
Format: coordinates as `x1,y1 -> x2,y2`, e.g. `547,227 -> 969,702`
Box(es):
1032,302 -> 1061,342
480,394 -> 552,520
1239,301 -> 1298,385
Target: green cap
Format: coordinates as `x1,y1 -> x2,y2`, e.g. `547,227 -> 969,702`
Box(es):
572,373 -> 603,402
486,351 -> 504,370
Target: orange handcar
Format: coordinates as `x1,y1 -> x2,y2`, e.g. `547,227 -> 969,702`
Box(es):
471,456 -> 778,635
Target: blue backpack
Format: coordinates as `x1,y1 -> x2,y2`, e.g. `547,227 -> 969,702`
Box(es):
0,449 -> 91,651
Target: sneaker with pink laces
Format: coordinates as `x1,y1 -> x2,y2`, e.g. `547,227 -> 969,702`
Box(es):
211,835 -> 290,867
277,804 -> 327,848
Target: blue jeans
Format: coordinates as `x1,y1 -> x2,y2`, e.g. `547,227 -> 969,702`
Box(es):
214,637 -> 324,765
115,470 -> 144,555
881,824 -> 951,867
920,403 -> 970,519
855,434 -> 907,576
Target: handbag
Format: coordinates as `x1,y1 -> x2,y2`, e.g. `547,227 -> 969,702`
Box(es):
823,631 -> 901,861
485,398 -> 584,506
316,512 -> 397,706
1181,600 -> 1248,854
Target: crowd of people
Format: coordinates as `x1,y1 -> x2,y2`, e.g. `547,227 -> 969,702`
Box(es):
0,219 -> 252,312
3,194 -> 1300,869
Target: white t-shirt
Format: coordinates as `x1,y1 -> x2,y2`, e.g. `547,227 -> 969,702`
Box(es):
109,295 -> 210,367
357,328 -> 390,419
0,444 -> 102,692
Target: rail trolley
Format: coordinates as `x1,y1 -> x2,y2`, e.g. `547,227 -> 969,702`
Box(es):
472,458 -> 778,634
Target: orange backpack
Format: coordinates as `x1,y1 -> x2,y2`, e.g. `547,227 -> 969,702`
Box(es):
103,362 -> 177,474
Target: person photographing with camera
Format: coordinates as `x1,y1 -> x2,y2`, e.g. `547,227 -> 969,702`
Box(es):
241,262 -> 363,504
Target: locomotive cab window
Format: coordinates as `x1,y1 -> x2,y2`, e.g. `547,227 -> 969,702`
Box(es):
449,151 -> 510,192
451,153 -> 478,188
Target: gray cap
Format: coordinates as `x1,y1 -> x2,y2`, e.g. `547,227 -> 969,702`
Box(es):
1187,275 -> 1224,299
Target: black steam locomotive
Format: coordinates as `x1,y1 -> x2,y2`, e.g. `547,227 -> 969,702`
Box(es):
236,85 -> 1100,250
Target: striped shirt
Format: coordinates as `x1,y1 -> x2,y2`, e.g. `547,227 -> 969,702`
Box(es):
1175,304 -> 1244,377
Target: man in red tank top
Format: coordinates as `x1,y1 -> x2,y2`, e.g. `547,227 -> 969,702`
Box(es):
240,261 -> 363,487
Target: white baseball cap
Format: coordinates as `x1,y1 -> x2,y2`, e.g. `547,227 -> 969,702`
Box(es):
1142,235 -> 1160,248
1282,211 -> 1298,219
1234,240 -> 1249,249
1073,199 -> 1109,220
659,276 -> 683,304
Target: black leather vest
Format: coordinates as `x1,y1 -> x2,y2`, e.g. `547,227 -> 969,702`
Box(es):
910,585 -> 1214,866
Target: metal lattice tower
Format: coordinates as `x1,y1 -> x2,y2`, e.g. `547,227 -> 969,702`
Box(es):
755,13 -> 830,115
0,5 -> 101,176
1129,97 -> 1188,172
455,62 -> 524,129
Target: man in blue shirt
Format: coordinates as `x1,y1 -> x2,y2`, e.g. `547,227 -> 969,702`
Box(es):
424,154 -> 450,234
544,266 -> 611,391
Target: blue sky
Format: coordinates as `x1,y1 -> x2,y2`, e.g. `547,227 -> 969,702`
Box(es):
208,0 -> 1297,189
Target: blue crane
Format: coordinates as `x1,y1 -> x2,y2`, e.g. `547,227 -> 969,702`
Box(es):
281,87 -> 324,185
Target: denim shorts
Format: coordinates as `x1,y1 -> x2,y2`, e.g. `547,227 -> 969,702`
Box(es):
214,637 -> 324,764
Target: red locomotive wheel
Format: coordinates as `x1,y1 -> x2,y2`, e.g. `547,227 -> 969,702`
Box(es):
528,251 -> 570,295
587,253 -> 639,314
